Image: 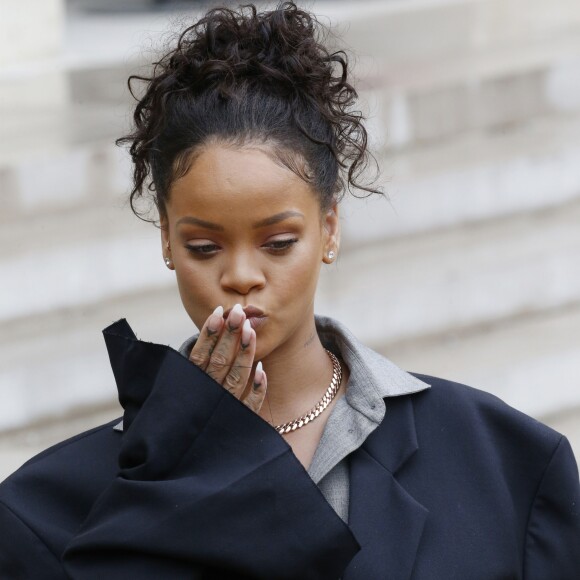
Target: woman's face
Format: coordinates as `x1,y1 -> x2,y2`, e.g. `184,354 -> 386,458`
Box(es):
161,143 -> 339,360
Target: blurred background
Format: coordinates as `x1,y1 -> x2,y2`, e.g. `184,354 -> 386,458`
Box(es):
1,0 -> 580,480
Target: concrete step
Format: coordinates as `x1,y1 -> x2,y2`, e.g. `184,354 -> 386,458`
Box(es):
0,285 -> 193,431
0,203 -> 167,324
337,0 -> 580,149
342,112 -> 580,244
381,302 -> 580,421
336,0 -> 580,68
317,197 -> 580,346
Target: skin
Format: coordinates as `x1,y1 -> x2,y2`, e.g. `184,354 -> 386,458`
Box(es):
160,142 -> 349,468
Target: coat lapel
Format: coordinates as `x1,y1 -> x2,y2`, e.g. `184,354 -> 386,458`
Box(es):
343,396 -> 428,580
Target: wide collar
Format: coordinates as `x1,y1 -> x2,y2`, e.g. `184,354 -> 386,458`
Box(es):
343,393 -> 429,580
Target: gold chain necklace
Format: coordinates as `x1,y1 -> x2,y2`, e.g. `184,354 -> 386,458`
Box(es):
272,349 -> 342,435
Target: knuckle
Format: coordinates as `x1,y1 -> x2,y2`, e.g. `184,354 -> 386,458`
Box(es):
224,369 -> 242,390
243,390 -> 262,411
242,396 -> 256,410
209,351 -> 228,368
189,351 -> 206,367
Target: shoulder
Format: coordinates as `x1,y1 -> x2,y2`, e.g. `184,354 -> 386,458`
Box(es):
0,418 -> 122,548
404,372 -> 567,461
4,417 -> 122,480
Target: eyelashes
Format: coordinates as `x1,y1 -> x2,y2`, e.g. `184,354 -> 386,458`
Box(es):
265,239 -> 298,252
185,238 -> 298,258
186,244 -> 219,256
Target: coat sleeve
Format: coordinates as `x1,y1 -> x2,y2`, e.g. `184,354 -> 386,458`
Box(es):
523,435 -> 580,579
59,322 -> 359,580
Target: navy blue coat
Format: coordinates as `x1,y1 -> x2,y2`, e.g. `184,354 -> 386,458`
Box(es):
0,319 -> 579,579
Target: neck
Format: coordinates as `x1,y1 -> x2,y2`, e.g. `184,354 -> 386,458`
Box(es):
256,316 -> 335,427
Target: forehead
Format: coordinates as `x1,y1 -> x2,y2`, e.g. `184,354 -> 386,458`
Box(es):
167,144 -> 320,218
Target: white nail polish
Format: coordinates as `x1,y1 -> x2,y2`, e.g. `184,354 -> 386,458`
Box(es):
213,305 -> 224,316
256,361 -> 263,381
232,303 -> 244,315
241,319 -> 252,344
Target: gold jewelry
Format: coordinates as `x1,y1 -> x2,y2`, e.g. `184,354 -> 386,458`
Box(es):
274,349 -> 342,435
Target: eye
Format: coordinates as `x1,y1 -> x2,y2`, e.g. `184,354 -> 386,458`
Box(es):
185,243 -> 220,257
264,238 -> 298,253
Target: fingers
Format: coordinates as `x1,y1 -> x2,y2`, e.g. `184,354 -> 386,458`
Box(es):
222,319 -> 256,398
189,306 -> 224,371
188,302 -> 267,416
242,361 -> 267,414
205,303 -> 245,384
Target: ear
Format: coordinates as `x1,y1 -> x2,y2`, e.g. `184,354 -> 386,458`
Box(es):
322,202 -> 340,264
160,216 -> 174,270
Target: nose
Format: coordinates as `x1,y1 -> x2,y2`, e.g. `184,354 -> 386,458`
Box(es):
220,249 -> 266,296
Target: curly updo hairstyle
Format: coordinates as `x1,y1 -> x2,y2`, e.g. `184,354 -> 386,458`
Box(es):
117,1 -> 382,222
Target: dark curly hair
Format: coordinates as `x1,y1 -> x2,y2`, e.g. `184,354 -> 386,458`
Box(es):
117,1 -> 382,222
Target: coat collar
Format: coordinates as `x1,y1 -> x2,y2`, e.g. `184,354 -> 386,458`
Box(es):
344,393 -> 429,580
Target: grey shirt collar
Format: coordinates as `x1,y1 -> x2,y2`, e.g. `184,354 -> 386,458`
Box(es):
178,313 -> 430,414
307,315 -> 430,483
178,314 -> 430,477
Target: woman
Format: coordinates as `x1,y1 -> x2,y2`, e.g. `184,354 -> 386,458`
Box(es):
1,2 -> 578,578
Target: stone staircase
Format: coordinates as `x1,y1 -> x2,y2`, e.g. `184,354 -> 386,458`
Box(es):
1,0 -> 580,478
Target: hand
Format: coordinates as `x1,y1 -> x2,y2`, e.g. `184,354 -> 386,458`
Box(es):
189,304 -> 267,413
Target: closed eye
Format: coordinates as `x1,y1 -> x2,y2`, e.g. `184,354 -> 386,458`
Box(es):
264,238 -> 298,253
186,244 -> 220,256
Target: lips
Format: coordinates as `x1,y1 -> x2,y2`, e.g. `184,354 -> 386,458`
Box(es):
223,305 -> 265,319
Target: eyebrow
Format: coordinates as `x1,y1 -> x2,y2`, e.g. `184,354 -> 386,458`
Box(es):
176,210 -> 304,230
176,216 -> 224,231
252,210 -> 304,228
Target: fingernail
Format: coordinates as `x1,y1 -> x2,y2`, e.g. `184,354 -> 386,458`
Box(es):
208,305 -> 223,334
241,319 -> 252,349
253,361 -> 263,390
228,303 -> 244,330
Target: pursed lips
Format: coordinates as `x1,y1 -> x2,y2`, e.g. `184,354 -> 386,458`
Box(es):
223,305 -> 265,319
222,305 -> 268,330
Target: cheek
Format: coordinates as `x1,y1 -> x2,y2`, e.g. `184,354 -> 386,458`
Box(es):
274,243 -> 322,299
174,263 -> 217,327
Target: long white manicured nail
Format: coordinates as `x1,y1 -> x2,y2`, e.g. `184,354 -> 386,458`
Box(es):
228,303 -> 244,330
208,306 -> 224,334
241,319 -> 252,348
254,361 -> 264,389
